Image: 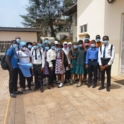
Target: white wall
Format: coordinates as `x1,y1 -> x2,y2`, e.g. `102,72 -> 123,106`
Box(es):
104,0 -> 124,76
56,32 -> 69,40
0,31 -> 37,42
77,0 -> 105,40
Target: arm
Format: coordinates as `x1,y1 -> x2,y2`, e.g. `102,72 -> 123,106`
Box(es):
98,47 -> 102,66
85,50 -> 89,64
28,50 -> 32,63
41,50 -> 45,68
47,50 -> 53,67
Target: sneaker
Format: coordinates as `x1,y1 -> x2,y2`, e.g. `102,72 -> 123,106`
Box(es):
27,88 -> 32,92
92,84 -> 96,88
69,80 -> 73,85
88,83 -> 91,88
106,87 -> 110,92
76,82 -> 82,87
47,85 -> 51,89
22,89 -> 26,93
40,86 -> 44,93
58,83 -> 63,88
73,80 -> 76,84
51,84 -> 54,87
10,93 -> 16,98
98,86 -> 105,90
56,80 -> 61,84
14,91 -> 23,94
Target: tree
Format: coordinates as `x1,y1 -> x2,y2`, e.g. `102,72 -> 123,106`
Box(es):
21,0 -> 63,37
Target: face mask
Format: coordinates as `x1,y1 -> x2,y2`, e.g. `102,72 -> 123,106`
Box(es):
74,45 -> 78,49
22,47 -> 27,51
33,46 -> 38,49
57,48 -> 61,51
91,44 -> 95,48
85,43 -> 89,46
28,45 -> 32,49
13,44 -> 18,48
85,38 -> 90,41
16,39 -> 21,43
45,47 -> 49,51
96,39 -> 100,42
38,43 -> 42,47
103,40 -> 108,45
51,46 -> 55,50
44,40 -> 49,44
78,44 -> 82,48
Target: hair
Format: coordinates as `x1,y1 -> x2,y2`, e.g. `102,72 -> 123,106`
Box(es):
85,34 -> 90,38
38,39 -> 43,43
11,40 -> 17,44
78,40 -> 83,44
15,36 -> 21,39
91,40 -> 96,44
96,35 -> 101,39
103,35 -> 109,40
51,42 -> 55,46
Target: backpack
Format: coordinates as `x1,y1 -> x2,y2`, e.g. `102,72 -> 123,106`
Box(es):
60,50 -> 68,67
100,44 -> 113,56
1,49 -> 14,70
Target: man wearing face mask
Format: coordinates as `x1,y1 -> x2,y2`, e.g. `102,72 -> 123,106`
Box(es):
15,36 -> 21,50
85,34 -> 91,46
6,40 -> 21,98
85,40 -> 98,88
98,36 -> 115,92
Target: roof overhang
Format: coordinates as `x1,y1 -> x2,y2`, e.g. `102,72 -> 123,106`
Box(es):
0,27 -> 42,32
64,3 -> 77,16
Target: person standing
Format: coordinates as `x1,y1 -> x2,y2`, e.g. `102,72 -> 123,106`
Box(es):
85,40 -> 98,88
31,42 -> 45,92
98,36 -> 115,92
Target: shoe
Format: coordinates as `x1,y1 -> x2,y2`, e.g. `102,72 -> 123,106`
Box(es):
47,85 -> 51,89
88,84 -> 91,88
58,83 -> 63,88
56,80 -> 60,84
22,89 -> 26,93
82,78 -> 87,82
98,86 -> 105,90
14,91 -> 23,94
10,93 -> 16,98
92,84 -> 96,88
40,86 -> 44,93
34,87 -> 39,91
31,82 -> 34,86
106,87 -> 110,92
76,82 -> 82,87
27,88 -> 32,92
51,84 -> 54,87
69,80 -> 73,85
73,80 -> 76,84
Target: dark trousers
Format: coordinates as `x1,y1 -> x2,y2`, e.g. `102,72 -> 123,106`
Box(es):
8,68 -> 18,94
97,64 -> 101,80
101,59 -> 111,87
88,60 -> 97,85
19,69 -> 31,89
65,69 -> 71,81
49,60 -> 56,85
33,64 -> 43,88
84,68 -> 88,78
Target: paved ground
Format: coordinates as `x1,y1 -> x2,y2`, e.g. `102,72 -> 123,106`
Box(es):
1,67 -> 124,124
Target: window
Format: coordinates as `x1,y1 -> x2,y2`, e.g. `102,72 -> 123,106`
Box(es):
80,24 -> 87,33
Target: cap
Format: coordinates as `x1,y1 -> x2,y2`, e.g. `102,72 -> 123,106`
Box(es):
54,41 -> 58,44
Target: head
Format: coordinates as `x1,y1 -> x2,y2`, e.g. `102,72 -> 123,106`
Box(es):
91,40 -> 96,48
26,42 -> 33,50
78,40 -> 83,48
103,36 -> 109,45
68,42 -> 72,48
15,36 -> 21,44
63,42 -> 68,49
11,40 -> 18,49
56,43 -> 62,50
32,42 -> 38,50
20,42 -> 27,51
96,35 -> 101,42
72,42 -> 78,50
85,34 -> 90,41
51,42 -> 56,50
45,43 -> 50,51
44,38 -> 49,44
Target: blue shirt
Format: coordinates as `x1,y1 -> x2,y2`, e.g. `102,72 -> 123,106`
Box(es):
85,47 -> 98,64
6,48 -> 18,68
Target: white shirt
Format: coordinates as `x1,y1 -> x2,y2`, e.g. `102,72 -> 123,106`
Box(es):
47,49 -> 56,67
31,48 -> 45,67
17,49 -> 31,64
62,48 -> 70,64
98,44 -> 115,65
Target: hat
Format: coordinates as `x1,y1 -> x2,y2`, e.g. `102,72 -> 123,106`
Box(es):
54,41 -> 58,44
63,41 -> 68,45
68,42 -> 72,45
20,42 -> 26,49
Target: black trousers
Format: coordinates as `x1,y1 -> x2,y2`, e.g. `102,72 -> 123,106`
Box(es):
8,68 -> 18,94
33,64 -> 43,88
19,69 -> 31,89
88,60 -> 97,85
65,69 -> 71,81
49,60 -> 56,85
101,59 -> 111,87
97,64 -> 101,80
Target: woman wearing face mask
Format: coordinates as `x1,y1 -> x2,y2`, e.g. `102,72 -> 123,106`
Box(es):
17,42 -> 32,92
55,43 -> 65,88
75,40 -> 85,87
69,42 -> 77,85
43,44 -> 50,88
47,42 -> 56,89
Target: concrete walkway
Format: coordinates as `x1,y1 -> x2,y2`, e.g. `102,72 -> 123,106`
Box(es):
1,67 -> 124,124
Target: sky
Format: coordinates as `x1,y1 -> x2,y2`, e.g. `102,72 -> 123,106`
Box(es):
0,0 -> 29,27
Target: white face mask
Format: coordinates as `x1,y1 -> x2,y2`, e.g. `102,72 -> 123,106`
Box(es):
22,47 -> 27,51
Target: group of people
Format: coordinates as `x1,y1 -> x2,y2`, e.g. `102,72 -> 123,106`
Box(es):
5,34 -> 115,98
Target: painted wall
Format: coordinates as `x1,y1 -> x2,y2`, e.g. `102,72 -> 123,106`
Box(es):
77,0 -> 105,40
104,0 -> 124,76
0,31 -> 37,42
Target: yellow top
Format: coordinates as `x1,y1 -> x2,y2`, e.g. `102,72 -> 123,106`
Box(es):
96,42 -> 103,48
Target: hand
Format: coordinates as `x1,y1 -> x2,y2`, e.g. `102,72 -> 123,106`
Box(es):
100,66 -> 105,71
85,64 -> 88,69
70,64 -> 73,69
50,67 -> 53,71
105,65 -> 109,68
41,68 -> 44,72
60,65 -> 63,70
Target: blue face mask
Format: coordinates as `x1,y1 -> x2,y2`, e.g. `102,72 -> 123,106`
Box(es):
85,43 -> 89,46
85,38 -> 90,41
16,39 -> 21,43
45,40 -> 49,44
103,40 -> 108,45
57,48 -> 61,51
96,39 -> 100,42
74,45 -> 78,49
91,44 -> 95,48
38,43 -> 42,47
33,46 -> 38,49
28,45 -> 32,49
13,44 -> 18,48
51,46 -> 55,50
78,44 -> 82,48
45,47 -> 49,51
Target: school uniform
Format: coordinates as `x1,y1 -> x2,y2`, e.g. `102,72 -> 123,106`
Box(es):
86,47 -> 98,86
98,44 -> 115,89
31,47 -> 45,91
